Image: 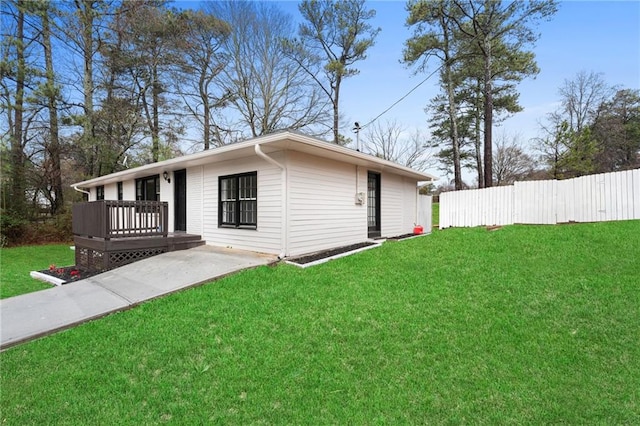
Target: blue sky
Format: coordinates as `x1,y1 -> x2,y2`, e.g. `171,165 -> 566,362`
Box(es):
332,1 -> 640,142
288,0 -> 639,180
178,1 -> 640,179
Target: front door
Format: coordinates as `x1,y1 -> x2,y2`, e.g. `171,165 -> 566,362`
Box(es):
174,169 -> 187,232
367,172 -> 381,238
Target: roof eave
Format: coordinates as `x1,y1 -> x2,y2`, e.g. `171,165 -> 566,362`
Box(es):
71,131 -> 436,188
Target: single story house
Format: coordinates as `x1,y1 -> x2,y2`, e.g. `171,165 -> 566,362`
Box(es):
71,131 -> 435,259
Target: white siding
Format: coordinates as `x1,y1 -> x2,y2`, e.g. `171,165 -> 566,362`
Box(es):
81,148 -> 426,256
287,151 -> 366,256
186,166 -> 203,235
381,173 -> 418,237
93,181 -> 133,201
122,181 -> 135,200
201,154 -> 283,255
104,183 -> 118,200
160,175 -> 173,231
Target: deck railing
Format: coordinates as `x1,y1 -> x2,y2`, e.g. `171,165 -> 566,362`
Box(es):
72,200 -> 169,239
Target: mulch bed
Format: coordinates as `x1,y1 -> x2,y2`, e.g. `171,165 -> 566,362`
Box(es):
287,242 -> 378,265
385,233 -> 419,241
38,265 -> 99,284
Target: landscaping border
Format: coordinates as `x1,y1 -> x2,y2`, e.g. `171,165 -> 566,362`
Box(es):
286,242 -> 382,268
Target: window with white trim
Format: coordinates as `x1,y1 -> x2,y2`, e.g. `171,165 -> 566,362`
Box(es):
219,172 -> 257,228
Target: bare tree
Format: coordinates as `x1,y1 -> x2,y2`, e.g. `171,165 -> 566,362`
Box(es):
55,1 -> 109,176
558,70 -> 612,133
363,120 -> 433,171
210,1 -> 330,140
536,71 -> 614,178
95,2 -> 188,164
37,1 -> 63,213
173,9 -> 231,150
493,133 -> 535,185
535,116 -> 565,180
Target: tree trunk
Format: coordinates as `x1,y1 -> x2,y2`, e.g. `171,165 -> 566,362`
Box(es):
152,66 -> 160,162
79,0 -> 96,176
42,7 -> 63,214
438,13 -> 462,190
475,82 -> 483,188
483,40 -> 493,188
10,0 -> 26,216
447,85 -> 462,190
332,77 -> 341,144
200,70 -> 210,150
203,103 -> 210,150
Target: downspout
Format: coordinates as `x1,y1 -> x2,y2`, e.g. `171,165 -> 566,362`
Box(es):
415,184 -> 419,227
255,144 -> 288,259
72,185 -> 91,197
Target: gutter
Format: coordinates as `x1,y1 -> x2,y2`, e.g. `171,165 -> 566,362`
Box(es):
254,144 -> 288,259
72,185 -> 90,197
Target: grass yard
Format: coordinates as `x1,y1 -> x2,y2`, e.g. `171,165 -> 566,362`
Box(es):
0,244 -> 75,299
1,221 -> 639,424
432,202 -> 439,228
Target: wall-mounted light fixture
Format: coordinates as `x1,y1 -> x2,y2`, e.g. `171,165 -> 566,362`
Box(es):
163,171 -> 171,183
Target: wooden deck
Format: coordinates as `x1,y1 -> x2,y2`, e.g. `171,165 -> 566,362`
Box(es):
72,201 -> 204,272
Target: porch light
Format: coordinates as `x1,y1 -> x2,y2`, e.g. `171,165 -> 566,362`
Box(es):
163,171 -> 171,183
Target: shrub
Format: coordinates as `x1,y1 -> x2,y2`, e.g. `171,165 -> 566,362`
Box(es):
0,210 -> 72,247
0,211 -> 28,247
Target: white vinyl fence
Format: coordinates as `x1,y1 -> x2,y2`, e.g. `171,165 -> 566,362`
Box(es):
417,194 -> 433,233
440,169 -> 640,229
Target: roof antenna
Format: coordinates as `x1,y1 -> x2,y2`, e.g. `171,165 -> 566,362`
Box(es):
122,155 -> 128,168
352,122 -> 361,152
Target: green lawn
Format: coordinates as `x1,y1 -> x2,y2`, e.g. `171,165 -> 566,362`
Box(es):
0,244 -> 75,299
432,202 -> 439,228
1,221 -> 639,424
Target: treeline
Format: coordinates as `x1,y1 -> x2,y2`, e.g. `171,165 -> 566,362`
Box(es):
2,1 -> 637,245
442,71 -> 640,191
1,0 -> 379,243
404,1 -> 639,192
538,71 -> 640,180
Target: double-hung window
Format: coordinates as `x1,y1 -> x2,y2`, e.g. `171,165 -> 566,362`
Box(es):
96,185 -> 105,200
135,175 -> 160,213
135,175 -> 160,201
219,172 -> 257,228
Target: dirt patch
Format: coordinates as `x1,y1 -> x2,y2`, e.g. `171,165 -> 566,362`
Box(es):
287,242 -> 377,265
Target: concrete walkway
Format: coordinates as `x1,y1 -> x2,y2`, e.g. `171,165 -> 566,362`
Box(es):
1,246 -> 277,350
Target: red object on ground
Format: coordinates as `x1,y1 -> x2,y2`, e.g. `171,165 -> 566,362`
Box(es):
413,225 -> 424,235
